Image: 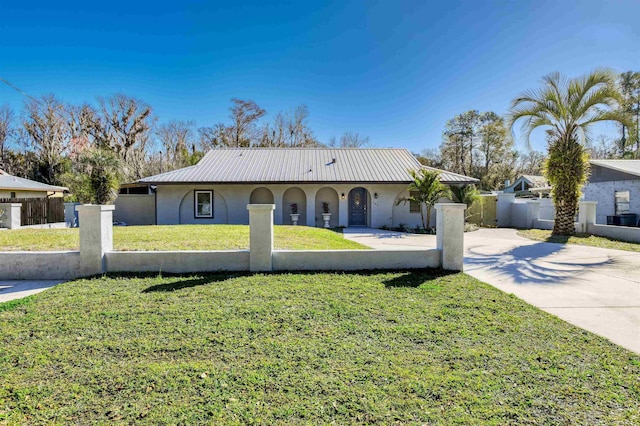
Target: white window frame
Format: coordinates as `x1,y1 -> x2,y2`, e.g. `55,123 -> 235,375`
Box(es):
194,190 -> 213,218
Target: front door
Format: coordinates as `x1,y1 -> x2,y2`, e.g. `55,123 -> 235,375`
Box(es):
349,188 -> 367,226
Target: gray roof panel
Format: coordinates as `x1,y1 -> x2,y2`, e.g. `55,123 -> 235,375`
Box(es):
139,148 -> 479,185
0,172 -> 68,192
590,159 -> 640,178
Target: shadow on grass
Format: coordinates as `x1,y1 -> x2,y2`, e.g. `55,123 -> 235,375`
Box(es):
141,272 -> 248,293
100,269 -> 456,293
382,269 -> 458,288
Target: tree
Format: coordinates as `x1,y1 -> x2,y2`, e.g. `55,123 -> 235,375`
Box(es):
396,169 -> 450,229
618,71 -> 640,156
22,95 -> 70,185
509,69 -> 629,235
477,113 -> 513,189
156,120 -> 195,170
61,148 -> 121,204
0,105 -> 15,171
328,131 -> 370,148
450,184 -> 480,219
229,98 -> 266,147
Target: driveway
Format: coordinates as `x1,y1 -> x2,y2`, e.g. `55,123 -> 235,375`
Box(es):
0,280 -> 64,304
344,227 -> 640,354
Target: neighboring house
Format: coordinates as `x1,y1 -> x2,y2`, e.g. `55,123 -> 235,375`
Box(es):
133,148 -> 477,228
583,160 -> 640,226
503,175 -> 549,194
0,169 -> 67,199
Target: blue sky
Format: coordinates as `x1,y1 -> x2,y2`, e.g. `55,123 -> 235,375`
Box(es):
0,0 -> 638,153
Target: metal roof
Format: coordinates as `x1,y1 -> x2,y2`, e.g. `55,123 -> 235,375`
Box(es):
0,173 -> 68,192
139,148 -> 479,185
590,159 -> 640,178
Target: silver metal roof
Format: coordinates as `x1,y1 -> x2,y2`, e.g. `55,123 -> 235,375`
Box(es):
590,159 -> 640,178
139,148 -> 478,185
0,172 -> 68,192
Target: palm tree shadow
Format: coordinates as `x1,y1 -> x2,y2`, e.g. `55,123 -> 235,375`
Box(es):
464,241 -> 615,285
382,269 -> 458,287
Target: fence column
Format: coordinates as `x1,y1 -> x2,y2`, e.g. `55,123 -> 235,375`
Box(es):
496,193 -> 515,227
76,205 -> 114,276
0,203 -> 21,229
578,201 -> 597,233
248,204 -> 275,272
435,203 -> 466,271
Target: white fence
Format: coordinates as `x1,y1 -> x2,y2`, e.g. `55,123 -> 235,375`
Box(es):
0,203 -> 466,280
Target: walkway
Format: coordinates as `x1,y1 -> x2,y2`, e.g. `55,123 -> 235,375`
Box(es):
344,227 -> 640,354
0,280 -> 64,304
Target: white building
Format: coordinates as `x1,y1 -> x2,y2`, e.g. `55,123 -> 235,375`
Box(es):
127,148 -> 477,228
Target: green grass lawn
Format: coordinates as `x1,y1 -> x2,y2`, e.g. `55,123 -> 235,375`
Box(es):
518,229 -> 640,252
0,225 -> 367,251
1,271 -> 638,424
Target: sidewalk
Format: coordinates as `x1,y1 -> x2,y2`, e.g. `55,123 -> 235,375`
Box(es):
0,280 -> 64,303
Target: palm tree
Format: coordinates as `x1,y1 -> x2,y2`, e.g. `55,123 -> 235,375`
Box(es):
396,169 -> 450,229
508,69 -> 629,235
450,184 -> 480,221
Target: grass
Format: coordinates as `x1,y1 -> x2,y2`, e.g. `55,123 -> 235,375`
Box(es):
518,229 -> 640,252
0,225 -> 367,251
1,271 -> 638,424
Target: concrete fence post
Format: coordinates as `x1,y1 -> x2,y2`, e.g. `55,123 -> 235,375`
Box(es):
526,200 -> 541,229
248,204 -> 275,272
496,193 -> 516,227
435,203 -> 466,271
76,205 -> 114,276
0,203 -> 21,229
578,201 -> 597,233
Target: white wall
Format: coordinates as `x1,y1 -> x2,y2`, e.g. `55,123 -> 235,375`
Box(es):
0,190 -> 48,199
0,251 -> 80,279
106,250 -> 250,273
114,194 -> 155,225
156,183 -> 424,228
583,180 -> 640,225
273,249 -> 440,270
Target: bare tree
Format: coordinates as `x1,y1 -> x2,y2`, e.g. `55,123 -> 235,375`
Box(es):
198,123 -> 232,150
328,131 -> 370,148
229,98 -> 266,147
22,95 -> 70,184
156,120 -> 195,169
0,105 -> 15,170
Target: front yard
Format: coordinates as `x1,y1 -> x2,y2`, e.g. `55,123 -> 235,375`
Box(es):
1,271 -> 638,424
0,225 -> 367,251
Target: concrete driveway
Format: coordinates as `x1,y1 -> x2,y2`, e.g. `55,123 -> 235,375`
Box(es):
0,280 -> 64,304
344,227 -> 640,354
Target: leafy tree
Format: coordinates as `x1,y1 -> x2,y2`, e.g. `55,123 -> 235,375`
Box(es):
509,69 -> 629,236
396,169 -> 450,229
62,148 -> 121,204
617,71 -> 640,156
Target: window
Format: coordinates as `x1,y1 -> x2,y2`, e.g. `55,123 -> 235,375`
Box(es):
194,190 -> 213,218
10,192 -> 16,198
615,191 -> 630,215
409,190 -> 421,213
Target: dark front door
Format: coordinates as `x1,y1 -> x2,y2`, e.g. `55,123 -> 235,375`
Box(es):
349,188 -> 367,226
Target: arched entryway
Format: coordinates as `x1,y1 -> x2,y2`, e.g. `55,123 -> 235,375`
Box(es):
282,187 -> 306,225
249,187 -> 274,204
314,187 -> 339,228
348,187 -> 370,227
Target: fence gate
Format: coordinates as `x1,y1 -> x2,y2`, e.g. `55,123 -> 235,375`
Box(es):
467,195 -> 497,227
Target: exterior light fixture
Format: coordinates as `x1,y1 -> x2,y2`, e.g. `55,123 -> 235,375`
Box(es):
341,193 -> 345,199
374,193 -> 378,199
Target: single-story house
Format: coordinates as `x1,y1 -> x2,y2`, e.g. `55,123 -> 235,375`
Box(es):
0,169 -> 67,199
583,159 -> 640,226
133,148 -> 477,228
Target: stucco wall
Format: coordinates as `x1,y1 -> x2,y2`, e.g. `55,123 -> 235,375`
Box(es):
0,251 -> 80,279
583,180 -> 640,225
273,249 -> 440,270
155,183 -> 424,228
114,194 -> 156,225
106,250 -> 250,273
0,190 -> 48,199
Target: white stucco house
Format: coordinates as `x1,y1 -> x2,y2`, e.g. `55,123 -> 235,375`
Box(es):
0,169 -> 67,199
583,160 -> 640,226
133,148 -> 477,228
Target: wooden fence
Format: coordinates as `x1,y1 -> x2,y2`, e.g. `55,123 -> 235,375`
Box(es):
467,195 -> 498,227
0,197 -> 65,226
